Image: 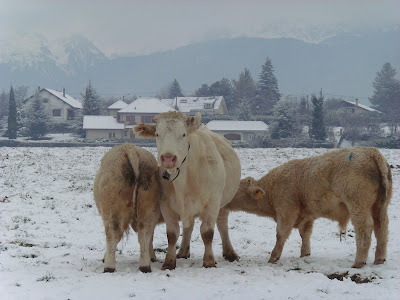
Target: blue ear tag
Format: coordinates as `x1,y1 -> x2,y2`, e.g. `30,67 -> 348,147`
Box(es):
349,152 -> 353,161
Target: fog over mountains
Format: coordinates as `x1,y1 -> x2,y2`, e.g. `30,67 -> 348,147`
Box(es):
0,30 -> 399,104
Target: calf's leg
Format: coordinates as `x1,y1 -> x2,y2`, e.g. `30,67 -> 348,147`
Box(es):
269,214 -> 296,264
351,213 -> 374,268
217,208 -> 239,262
299,220 -> 313,257
103,215 -> 124,272
372,203 -> 389,265
160,203 -> 180,270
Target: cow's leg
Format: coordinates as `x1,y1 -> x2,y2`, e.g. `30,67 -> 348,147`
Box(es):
217,208 -> 239,262
149,232 -> 157,262
299,220 -> 313,257
137,219 -> 156,273
103,215 -> 124,273
351,213 -> 373,268
372,203 -> 389,265
200,206 -> 219,268
160,203 -> 179,270
269,214 -> 296,264
177,219 -> 194,259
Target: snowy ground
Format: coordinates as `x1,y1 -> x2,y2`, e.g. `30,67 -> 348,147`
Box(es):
0,147 -> 399,300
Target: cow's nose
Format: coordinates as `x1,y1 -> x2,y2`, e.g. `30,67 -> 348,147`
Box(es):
161,153 -> 177,168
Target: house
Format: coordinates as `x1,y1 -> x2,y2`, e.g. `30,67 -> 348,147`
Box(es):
160,96 -> 228,115
339,99 -> 381,114
83,98 -> 175,139
83,115 -> 126,139
107,100 -> 128,117
206,120 -> 269,142
24,87 -> 82,122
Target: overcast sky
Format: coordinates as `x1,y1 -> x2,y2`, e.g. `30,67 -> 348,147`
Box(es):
1,0 -> 399,57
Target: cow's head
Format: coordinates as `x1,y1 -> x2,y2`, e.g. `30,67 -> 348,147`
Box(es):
134,111 -> 201,175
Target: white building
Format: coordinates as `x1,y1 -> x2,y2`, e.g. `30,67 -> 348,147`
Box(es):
206,120 -> 269,142
24,88 -> 82,123
160,96 -> 227,115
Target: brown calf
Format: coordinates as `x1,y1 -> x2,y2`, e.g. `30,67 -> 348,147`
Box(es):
225,147 -> 392,268
93,143 -> 162,273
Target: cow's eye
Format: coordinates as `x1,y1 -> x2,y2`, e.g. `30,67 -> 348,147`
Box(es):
155,133 -> 159,137
182,133 -> 186,138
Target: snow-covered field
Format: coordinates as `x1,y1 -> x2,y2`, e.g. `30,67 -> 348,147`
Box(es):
0,147 -> 399,300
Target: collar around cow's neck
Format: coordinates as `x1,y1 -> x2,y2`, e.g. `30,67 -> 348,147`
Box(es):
162,143 -> 190,182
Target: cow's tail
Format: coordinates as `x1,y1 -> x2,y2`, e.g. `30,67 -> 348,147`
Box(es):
125,147 -> 141,232
372,149 -> 392,250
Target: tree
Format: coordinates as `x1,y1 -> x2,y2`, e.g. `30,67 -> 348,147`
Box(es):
25,96 -> 50,139
7,86 -> 17,139
168,79 -> 184,98
270,99 -> 300,139
82,81 -> 101,115
233,68 -> 256,115
194,78 -> 234,113
310,91 -> 326,140
255,57 -> 281,115
237,97 -> 252,120
369,62 -> 400,134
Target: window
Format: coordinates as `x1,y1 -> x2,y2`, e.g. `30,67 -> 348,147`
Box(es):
126,116 -> 131,122
53,109 -> 61,117
124,131 -> 127,137
67,109 -> 74,120
42,98 -> 49,103
109,132 -> 116,138
141,116 -> 153,123
204,103 -> 213,109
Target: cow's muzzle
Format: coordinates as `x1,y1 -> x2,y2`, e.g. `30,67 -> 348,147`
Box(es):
161,153 -> 177,169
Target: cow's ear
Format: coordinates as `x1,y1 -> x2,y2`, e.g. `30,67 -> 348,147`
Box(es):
187,112 -> 202,134
133,123 -> 156,138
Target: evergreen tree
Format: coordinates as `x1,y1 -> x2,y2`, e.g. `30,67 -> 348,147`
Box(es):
82,81 -> 101,115
255,57 -> 281,115
25,96 -> 50,139
195,84 -> 210,96
195,78 -> 234,113
369,62 -> 400,134
7,86 -> 17,139
310,91 -> 326,140
168,79 -> 184,98
233,68 -> 256,115
0,90 -> 8,119
237,97 -> 252,120
270,100 -> 299,139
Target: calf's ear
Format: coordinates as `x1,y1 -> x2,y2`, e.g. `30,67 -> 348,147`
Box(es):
133,123 -> 156,138
186,112 -> 202,134
250,187 -> 266,200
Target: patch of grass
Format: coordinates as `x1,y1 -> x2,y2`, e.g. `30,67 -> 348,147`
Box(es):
37,272 -> 55,282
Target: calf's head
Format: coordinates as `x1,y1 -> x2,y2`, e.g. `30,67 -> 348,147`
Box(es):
134,111 -> 201,174
239,176 -> 266,200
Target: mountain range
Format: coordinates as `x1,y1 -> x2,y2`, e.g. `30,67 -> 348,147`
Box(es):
0,30 -> 399,105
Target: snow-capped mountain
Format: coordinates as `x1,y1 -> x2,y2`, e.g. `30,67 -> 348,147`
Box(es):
0,33 -> 108,76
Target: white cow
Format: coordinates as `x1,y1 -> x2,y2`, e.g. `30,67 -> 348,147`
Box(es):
134,111 -> 241,269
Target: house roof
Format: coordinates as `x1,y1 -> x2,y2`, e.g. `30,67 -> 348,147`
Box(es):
118,98 -> 175,113
44,89 -> 82,109
206,120 -> 268,131
83,116 -> 125,130
342,100 -> 380,113
108,100 -> 128,110
160,96 -> 224,113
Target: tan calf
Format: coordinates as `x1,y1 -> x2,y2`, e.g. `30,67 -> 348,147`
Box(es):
93,143 -> 163,273
225,147 -> 392,268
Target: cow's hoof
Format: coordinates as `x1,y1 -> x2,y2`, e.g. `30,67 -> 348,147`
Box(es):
103,267 -> 115,273
139,266 -> 152,273
223,252 -> 240,262
300,253 -> 310,258
161,261 -> 176,270
203,261 -> 217,268
352,261 -> 366,268
177,253 -> 190,259
374,258 -> 386,265
268,257 -> 280,264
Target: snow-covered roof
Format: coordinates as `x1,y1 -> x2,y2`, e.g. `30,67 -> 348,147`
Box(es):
206,120 -> 268,131
342,100 -> 380,113
108,100 -> 128,110
160,96 -> 224,113
45,89 -> 82,109
83,116 -> 125,130
118,98 -> 175,113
